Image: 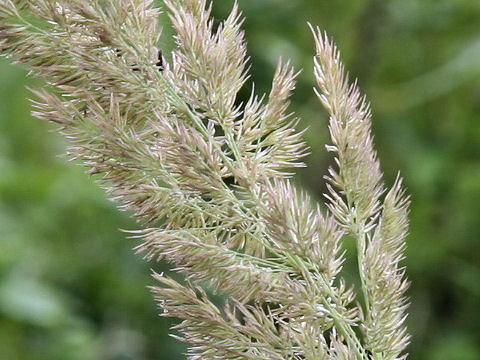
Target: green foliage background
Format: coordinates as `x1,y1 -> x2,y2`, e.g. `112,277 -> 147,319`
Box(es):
1,0 -> 479,358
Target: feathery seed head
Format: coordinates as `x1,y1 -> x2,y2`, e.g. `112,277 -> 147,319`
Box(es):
1,1 -> 410,359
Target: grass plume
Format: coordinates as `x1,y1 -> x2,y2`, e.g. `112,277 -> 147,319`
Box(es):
0,1 -> 410,358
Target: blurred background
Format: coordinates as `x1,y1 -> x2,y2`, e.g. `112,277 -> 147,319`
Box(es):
1,0 -> 479,359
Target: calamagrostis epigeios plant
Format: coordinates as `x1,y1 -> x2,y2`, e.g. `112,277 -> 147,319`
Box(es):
0,0 -> 410,358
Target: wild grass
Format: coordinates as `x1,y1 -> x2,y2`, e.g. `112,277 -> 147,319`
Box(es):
0,1 -> 410,358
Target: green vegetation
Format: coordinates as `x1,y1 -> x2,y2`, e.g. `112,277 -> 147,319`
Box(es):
0,0 -> 479,359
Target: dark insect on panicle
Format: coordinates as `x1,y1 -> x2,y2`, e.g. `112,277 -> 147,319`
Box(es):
156,50 -> 164,72
115,48 -> 163,72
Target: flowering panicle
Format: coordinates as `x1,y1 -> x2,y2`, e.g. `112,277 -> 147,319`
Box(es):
1,1 -> 410,359
312,27 -> 411,358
